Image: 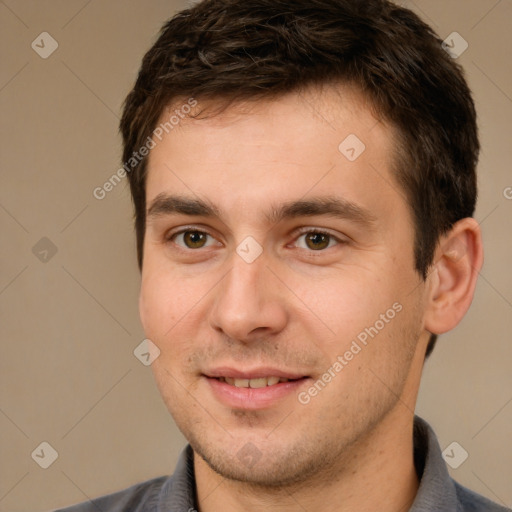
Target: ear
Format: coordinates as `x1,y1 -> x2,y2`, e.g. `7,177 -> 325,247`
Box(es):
423,217 -> 484,335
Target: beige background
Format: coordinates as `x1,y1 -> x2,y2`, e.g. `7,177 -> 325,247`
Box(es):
0,1 -> 511,511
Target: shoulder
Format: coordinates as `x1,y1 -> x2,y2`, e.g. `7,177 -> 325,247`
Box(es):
411,416 -> 510,512
51,444 -> 196,512
51,475 -> 169,512
454,480 -> 511,512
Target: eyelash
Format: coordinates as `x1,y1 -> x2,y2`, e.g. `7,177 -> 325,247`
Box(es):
165,227 -> 346,253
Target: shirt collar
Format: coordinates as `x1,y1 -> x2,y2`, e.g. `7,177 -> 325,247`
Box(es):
157,443 -> 196,511
409,415 -> 460,511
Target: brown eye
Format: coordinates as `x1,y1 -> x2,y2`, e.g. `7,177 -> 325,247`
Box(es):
294,230 -> 339,251
183,231 -> 207,248
171,230 -> 214,249
304,232 -> 330,250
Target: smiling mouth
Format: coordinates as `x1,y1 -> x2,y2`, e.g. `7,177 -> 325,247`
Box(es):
216,376 -> 304,388
205,373 -> 311,409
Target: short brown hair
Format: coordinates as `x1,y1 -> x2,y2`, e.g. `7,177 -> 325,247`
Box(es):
120,0 -> 479,357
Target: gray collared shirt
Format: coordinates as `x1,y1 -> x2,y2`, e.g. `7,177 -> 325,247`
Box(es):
53,416 -> 510,511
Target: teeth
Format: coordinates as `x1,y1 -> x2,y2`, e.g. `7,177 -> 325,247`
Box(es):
249,377 -> 267,388
221,376 -> 291,388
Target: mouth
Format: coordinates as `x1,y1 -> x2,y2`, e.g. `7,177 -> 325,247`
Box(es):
203,369 -> 311,410
216,376 -> 303,388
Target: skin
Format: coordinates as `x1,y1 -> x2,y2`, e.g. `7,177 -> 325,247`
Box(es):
140,85 -> 483,511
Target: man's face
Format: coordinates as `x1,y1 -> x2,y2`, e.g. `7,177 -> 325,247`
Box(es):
140,86 -> 430,486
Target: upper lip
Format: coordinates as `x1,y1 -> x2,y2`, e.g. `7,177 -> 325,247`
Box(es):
204,367 -> 308,380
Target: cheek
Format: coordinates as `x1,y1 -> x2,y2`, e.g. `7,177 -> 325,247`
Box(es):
139,270 -> 183,340
291,270 -> 398,342
140,274 -> 197,386
139,267 -> 211,371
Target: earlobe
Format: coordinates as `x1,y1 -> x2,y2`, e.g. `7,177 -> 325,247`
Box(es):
424,218 -> 484,335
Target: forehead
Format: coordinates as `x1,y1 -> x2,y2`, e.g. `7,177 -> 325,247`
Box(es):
144,85 -> 405,229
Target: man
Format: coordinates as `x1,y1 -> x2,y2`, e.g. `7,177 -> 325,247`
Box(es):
56,0 -> 509,510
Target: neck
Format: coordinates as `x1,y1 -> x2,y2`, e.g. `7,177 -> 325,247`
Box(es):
194,408 -> 419,512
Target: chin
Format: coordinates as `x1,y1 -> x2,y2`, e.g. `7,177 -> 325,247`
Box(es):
190,434 -> 332,489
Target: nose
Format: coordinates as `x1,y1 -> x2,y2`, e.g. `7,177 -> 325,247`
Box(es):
208,249 -> 288,343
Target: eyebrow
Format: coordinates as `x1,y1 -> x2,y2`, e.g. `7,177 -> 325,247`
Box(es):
146,193 -> 378,230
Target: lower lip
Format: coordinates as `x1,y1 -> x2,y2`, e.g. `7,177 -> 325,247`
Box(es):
204,376 -> 310,410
